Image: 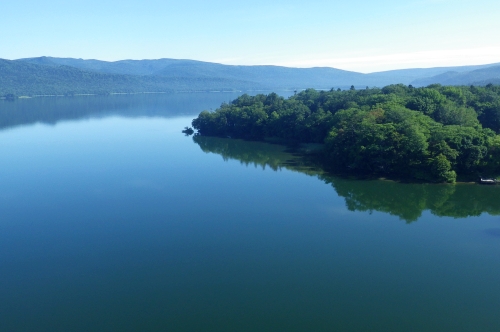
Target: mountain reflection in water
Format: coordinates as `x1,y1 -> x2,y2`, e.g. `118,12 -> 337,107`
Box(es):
0,93 -> 247,130
193,135 -> 500,222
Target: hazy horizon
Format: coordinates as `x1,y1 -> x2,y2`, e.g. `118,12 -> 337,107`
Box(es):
3,0 -> 499,73
5,55 -> 500,75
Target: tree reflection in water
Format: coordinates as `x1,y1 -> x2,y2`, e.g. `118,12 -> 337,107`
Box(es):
194,135 -> 500,223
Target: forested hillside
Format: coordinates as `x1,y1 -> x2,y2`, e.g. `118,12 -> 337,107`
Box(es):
3,57 -> 500,97
192,84 -> 500,183
412,66 -> 500,86
0,59 -> 263,96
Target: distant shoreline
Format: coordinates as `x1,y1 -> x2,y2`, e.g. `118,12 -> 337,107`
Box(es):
0,89 -> 302,100
2,57 -> 500,99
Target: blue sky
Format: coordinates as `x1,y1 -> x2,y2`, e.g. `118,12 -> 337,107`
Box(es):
2,0 -> 500,72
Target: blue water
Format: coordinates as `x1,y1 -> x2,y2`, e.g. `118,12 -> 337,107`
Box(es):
1,94 -> 500,331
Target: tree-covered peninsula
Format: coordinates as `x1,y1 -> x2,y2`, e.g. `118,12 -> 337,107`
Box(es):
192,84 -> 500,183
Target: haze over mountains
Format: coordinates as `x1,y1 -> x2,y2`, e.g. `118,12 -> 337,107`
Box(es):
1,56 -> 500,97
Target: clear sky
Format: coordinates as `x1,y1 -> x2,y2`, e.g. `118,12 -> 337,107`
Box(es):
2,0 -> 500,72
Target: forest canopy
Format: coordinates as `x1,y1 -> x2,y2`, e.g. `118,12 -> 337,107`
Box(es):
192,84 -> 500,183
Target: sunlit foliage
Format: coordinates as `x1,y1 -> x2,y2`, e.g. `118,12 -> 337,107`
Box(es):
192,85 -> 500,182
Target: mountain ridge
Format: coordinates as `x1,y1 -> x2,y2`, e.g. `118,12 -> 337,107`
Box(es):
2,56 -> 500,97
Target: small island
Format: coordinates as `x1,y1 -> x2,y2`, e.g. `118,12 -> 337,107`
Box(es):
192,84 -> 500,183
182,126 -> 194,135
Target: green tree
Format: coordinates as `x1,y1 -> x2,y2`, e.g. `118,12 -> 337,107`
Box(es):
428,154 -> 456,183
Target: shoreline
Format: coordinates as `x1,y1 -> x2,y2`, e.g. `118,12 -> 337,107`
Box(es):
229,137 -> 500,186
1,89 -> 299,100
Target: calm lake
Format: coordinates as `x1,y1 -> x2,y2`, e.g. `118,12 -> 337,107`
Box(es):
1,93 -> 500,331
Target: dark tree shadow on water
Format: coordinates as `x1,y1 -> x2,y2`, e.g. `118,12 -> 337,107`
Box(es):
193,135 -> 500,223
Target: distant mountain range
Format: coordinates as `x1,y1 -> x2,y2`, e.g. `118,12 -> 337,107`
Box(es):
1,56 -> 500,97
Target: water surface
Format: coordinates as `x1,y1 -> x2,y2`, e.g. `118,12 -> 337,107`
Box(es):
1,94 -> 500,331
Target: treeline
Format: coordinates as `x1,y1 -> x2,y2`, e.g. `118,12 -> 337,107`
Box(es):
192,84 -> 500,183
